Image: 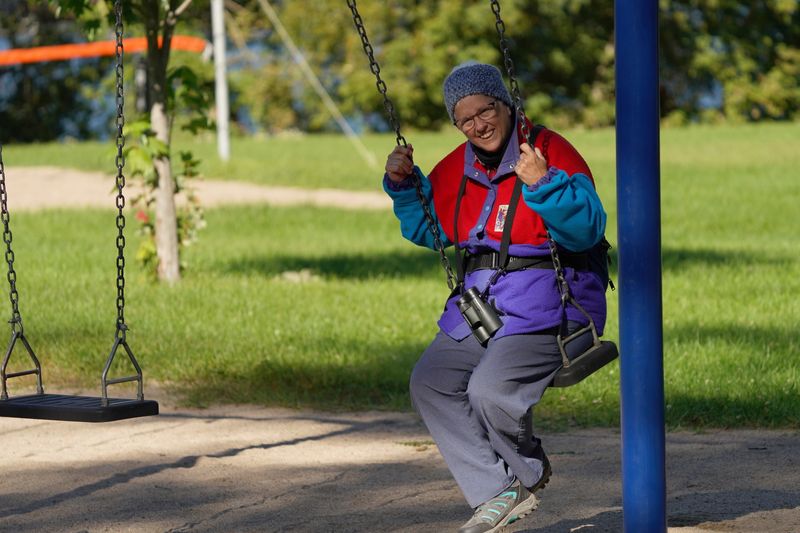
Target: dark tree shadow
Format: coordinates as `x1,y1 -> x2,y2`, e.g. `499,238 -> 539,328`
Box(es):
2,413 -> 798,532
662,321 -> 799,425
223,244 -> 791,283
608,245 -> 791,276
176,337 -> 430,411
223,249 -> 450,281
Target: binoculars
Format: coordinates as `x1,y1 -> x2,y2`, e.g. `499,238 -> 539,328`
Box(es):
457,287 -> 503,345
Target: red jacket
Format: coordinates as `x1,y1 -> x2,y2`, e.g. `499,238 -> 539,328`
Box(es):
428,125 -> 595,249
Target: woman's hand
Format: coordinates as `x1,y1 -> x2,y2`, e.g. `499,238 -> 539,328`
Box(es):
515,143 -> 549,186
385,144 -> 414,183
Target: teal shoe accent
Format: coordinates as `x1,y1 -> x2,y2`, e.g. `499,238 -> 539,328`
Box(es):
457,479 -> 540,533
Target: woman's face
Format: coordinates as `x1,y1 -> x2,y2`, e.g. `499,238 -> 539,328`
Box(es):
452,94 -> 513,153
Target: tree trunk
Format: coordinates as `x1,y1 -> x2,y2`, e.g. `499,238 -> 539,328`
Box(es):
151,100 -> 181,283
145,2 -> 181,283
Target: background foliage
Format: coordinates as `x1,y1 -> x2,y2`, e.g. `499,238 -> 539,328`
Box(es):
2,0 -> 798,143
0,1 -> 113,142
229,0 -> 798,132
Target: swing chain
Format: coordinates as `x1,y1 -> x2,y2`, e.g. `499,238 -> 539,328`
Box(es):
489,0 -> 578,309
414,172 -> 456,289
547,231 -> 571,303
346,0 -> 457,290
113,0 -> 127,338
345,0 -> 405,148
490,0 -> 530,147
0,145 -> 22,334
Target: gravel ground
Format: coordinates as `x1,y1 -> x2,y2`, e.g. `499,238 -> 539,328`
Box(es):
0,398 -> 798,533
0,167 -> 797,532
5,166 -> 391,211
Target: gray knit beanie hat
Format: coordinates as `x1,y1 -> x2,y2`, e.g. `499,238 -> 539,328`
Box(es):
443,62 -> 513,123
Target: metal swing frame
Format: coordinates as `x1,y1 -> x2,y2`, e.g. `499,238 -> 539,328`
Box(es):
0,0 -> 158,422
347,0 -> 618,387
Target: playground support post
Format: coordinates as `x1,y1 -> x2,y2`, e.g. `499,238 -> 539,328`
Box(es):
615,0 -> 667,531
211,0 -> 231,162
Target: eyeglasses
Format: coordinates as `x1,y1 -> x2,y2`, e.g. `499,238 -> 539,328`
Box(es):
454,100 -> 499,132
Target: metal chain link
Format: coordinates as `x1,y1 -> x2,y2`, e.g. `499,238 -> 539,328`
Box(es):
346,0 -> 457,290
345,0 -> 404,148
489,0 -> 572,300
490,0 -> 530,146
113,0 -> 128,338
0,144 -> 22,334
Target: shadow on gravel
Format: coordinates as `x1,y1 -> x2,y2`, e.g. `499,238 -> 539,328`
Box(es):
2,412 -> 798,532
0,417 -> 398,522
516,489 -> 800,532
667,489 -> 800,527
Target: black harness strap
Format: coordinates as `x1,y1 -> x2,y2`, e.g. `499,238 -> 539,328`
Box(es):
452,173 -> 469,290
496,176 -> 524,270
465,251 -> 589,273
452,125 -> 544,292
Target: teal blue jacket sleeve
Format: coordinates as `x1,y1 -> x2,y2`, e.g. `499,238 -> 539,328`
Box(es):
383,167 -> 453,251
521,167 -> 607,252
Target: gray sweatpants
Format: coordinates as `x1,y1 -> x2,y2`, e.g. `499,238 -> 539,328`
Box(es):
409,324 -> 591,508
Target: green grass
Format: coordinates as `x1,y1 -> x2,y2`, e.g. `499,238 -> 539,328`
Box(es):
2,121 -> 798,428
5,130 -> 464,192
5,207 -> 443,410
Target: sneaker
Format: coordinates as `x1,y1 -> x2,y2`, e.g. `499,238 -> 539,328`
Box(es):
528,453 -> 551,493
457,479 -> 539,533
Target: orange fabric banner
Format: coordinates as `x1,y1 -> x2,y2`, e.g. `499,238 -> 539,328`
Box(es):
0,36 -> 207,66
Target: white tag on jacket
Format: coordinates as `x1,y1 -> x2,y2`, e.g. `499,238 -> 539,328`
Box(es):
494,205 -> 509,232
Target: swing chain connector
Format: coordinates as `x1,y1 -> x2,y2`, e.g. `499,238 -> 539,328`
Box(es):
548,233 -> 602,367
101,331 -> 145,406
8,316 -> 23,335
1,329 -> 44,400
98,0 -> 144,407
115,322 -> 128,342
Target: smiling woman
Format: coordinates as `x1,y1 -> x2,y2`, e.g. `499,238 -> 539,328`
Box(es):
378,59 -> 614,532
345,1 -> 615,527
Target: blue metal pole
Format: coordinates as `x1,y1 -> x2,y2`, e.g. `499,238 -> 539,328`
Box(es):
615,0 -> 666,531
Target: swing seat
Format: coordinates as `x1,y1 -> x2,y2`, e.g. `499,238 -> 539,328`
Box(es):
551,341 -> 619,388
0,393 -> 158,422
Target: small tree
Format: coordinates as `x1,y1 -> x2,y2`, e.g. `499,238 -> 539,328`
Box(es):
56,0 -> 210,283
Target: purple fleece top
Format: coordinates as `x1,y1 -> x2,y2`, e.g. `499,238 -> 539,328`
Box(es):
384,132 -> 608,341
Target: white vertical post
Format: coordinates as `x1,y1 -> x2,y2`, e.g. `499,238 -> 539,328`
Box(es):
211,0 -> 230,161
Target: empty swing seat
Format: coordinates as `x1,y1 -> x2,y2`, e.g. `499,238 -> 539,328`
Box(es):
0,1 -> 157,425
0,393 -> 158,423
551,341 -> 619,388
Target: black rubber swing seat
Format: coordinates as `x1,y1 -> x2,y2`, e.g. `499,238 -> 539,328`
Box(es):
551,340 -> 619,388
0,393 -> 159,423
